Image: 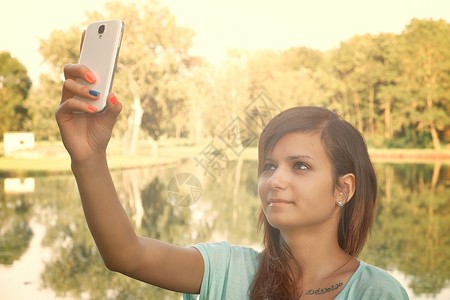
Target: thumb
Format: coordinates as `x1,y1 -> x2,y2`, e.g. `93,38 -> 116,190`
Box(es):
103,93 -> 122,125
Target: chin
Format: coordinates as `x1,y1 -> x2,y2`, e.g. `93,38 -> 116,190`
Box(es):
264,212 -> 299,230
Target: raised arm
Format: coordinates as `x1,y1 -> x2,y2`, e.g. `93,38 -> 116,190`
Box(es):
55,63 -> 204,294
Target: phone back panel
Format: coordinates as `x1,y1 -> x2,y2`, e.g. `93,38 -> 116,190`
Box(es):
75,19 -> 123,111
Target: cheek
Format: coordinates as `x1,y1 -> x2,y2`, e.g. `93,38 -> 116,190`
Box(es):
257,178 -> 267,202
297,176 -> 335,206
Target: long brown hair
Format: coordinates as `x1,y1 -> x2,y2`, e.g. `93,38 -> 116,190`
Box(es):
249,107 -> 377,300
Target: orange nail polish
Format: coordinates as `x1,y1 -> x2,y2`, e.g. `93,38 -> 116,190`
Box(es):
110,93 -> 118,105
88,105 -> 98,112
86,71 -> 96,82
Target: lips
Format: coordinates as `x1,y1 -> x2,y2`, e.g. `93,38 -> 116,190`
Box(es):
268,198 -> 293,207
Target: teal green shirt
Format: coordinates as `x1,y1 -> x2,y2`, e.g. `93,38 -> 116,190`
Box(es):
183,241 -> 409,300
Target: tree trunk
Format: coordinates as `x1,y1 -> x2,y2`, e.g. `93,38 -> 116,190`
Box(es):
146,135 -> 159,157
368,86 -> 375,137
430,122 -> 441,151
352,90 -> 363,133
384,100 -> 391,139
175,123 -> 181,140
124,95 -> 144,155
424,53 -> 440,151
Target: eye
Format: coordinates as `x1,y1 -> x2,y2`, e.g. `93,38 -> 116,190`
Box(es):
293,161 -> 309,171
262,163 -> 276,172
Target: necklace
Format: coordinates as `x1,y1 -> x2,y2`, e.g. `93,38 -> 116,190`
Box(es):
305,282 -> 344,296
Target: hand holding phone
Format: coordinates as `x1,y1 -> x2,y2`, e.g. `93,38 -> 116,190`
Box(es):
75,19 -> 124,112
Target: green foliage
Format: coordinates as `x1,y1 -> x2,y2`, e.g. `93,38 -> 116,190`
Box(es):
392,18 -> 450,149
241,19 -> 450,149
28,1 -> 450,149
39,26 -> 81,73
25,74 -> 62,141
0,52 -> 32,137
25,25 -> 81,141
84,0 -> 198,141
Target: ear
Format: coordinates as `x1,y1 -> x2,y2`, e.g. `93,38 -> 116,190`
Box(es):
336,173 -> 356,206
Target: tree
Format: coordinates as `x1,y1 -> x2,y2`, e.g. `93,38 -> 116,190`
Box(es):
326,34 -> 390,135
376,34 -> 403,142
246,47 -> 328,110
85,1 -> 197,154
182,49 -> 252,141
37,1 -> 197,152
395,19 -> 450,150
26,74 -> 65,141
28,26 -> 85,141
0,52 -> 32,138
33,14 -> 450,149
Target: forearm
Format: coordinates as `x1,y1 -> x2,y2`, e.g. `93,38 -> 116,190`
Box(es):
72,154 -> 140,271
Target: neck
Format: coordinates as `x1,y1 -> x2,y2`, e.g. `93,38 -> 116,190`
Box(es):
280,225 -> 351,284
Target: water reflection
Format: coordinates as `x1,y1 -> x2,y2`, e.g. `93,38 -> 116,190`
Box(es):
0,179 -> 33,265
363,163 -> 450,298
0,162 -> 448,299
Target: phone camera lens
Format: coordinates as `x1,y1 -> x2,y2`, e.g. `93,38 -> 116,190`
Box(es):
98,25 -> 105,34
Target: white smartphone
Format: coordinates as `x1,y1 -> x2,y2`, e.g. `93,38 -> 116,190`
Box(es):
75,19 -> 124,112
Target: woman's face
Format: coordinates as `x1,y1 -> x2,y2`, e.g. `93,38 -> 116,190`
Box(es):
258,131 -> 341,233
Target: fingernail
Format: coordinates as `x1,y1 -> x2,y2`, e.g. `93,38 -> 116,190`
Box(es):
110,93 -> 118,105
86,71 -> 96,82
88,105 -> 98,112
89,90 -> 100,96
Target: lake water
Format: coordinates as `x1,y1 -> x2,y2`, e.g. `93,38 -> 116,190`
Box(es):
0,159 -> 449,299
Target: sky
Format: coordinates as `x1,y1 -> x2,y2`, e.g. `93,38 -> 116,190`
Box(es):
1,0 -> 450,85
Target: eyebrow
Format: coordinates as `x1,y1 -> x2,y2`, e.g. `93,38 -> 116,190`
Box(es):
266,154 -> 314,162
287,155 -> 314,160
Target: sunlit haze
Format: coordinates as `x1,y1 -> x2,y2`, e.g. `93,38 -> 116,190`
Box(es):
1,0 -> 449,85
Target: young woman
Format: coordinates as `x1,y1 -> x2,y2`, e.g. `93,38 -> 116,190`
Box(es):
56,63 -> 409,298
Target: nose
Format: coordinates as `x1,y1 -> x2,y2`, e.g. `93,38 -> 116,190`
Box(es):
265,167 -> 288,190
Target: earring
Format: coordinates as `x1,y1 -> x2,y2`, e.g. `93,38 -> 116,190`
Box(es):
338,201 -> 344,207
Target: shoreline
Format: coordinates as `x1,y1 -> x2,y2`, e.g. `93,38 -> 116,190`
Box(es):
368,148 -> 450,162
0,146 -> 449,175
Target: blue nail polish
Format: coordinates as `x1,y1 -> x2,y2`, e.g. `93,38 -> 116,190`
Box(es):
89,90 -> 101,96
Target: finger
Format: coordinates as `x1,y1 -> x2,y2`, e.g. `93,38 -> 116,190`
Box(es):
80,30 -> 86,52
61,78 -> 100,103
56,97 -> 98,116
63,64 -> 96,83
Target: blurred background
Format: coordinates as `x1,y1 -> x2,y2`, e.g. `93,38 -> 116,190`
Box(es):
0,0 -> 449,299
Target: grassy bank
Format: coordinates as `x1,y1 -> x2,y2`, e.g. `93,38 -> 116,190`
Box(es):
0,155 -> 179,174
0,140 -> 449,174
0,145 -> 180,175
368,148 -> 450,163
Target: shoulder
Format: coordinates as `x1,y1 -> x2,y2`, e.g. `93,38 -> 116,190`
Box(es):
192,241 -> 260,278
184,241 -> 260,300
339,261 -> 409,300
193,241 -> 260,264
359,262 -> 404,287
